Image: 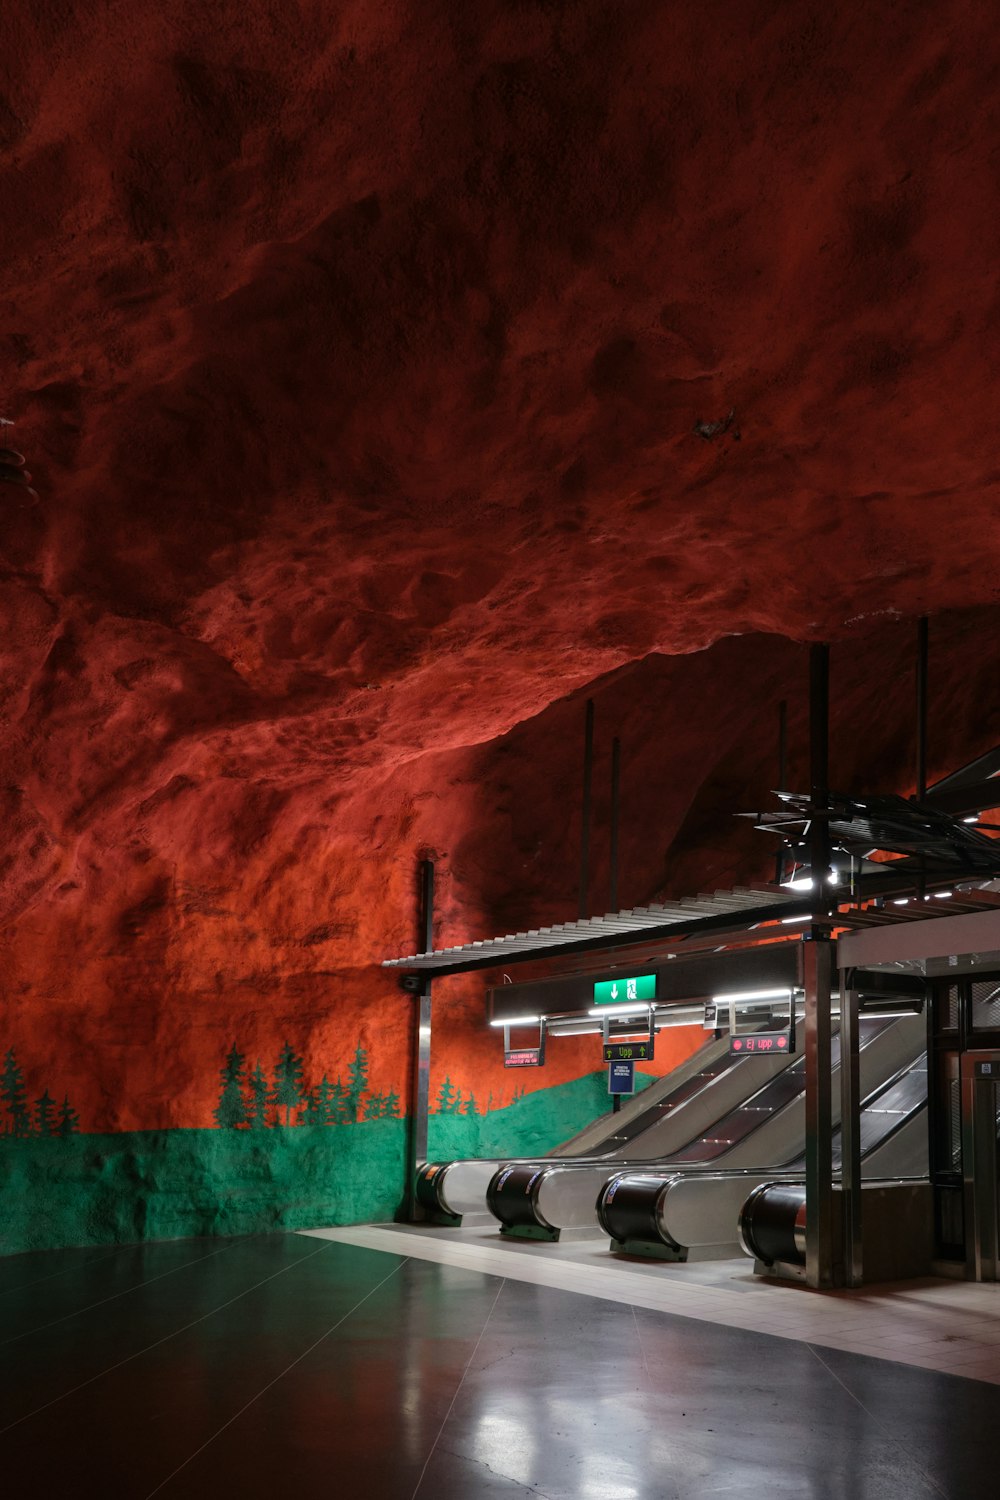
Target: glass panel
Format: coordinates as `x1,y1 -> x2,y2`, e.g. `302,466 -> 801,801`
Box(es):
970,980 -> 1000,1032
935,984 -> 959,1032
934,1050 -> 962,1174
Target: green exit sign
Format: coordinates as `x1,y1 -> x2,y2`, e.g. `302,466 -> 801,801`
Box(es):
593,974 -> 656,1006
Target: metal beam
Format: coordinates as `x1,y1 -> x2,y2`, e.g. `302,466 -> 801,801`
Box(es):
804,935 -> 835,1288
927,743 -> 1000,796
839,906 -> 1000,970
923,776 -> 1000,817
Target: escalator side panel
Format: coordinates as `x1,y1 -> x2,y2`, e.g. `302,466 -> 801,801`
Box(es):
549,1033 -> 729,1157
539,1016 -> 927,1236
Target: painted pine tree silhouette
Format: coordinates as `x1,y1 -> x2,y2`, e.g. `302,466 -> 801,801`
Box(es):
2,1048 -> 33,1137
271,1042 -> 306,1125
462,1092 -> 478,1117
328,1076 -> 349,1124
435,1076 -> 463,1113
246,1061 -> 269,1128
315,1076 -> 336,1124
345,1045 -> 369,1121
57,1096 -> 80,1137
301,1087 -> 321,1125
35,1091 -> 55,1136
383,1087 -> 401,1119
214,1045 -> 249,1129
363,1090 -> 385,1120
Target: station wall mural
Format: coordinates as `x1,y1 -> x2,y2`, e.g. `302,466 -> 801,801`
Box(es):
5,623 -> 972,1260
0,988 -> 703,1258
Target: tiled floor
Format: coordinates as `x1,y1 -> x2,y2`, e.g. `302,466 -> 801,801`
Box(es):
2,1230 -> 1000,1497
306,1221 -> 1000,1384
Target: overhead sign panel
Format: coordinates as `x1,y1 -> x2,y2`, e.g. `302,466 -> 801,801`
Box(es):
593,974 -> 656,1006
603,1039 -> 654,1063
504,1048 -> 544,1068
730,1031 -> 793,1056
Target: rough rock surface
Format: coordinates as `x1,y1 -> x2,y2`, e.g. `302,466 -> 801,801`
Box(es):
3,3 -> 1000,1133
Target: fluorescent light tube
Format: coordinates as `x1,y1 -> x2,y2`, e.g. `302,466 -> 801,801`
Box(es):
710,987 -> 794,1005
587,1003 -> 653,1018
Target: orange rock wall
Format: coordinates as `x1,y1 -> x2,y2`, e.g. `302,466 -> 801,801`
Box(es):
3,5 -> 1000,1152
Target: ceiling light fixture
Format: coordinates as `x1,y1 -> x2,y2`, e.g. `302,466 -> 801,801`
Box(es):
587,1003 -> 654,1018
710,987 -> 795,1005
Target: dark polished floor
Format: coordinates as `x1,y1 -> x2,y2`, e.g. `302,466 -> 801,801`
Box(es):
1,1232 -> 997,1498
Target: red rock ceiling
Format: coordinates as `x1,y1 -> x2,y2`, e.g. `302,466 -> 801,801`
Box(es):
3,2 -> 1000,1127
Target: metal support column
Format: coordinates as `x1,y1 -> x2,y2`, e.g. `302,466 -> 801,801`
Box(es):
804,934 -> 836,1288
805,643 -> 835,1287
808,644 -> 830,895
579,699 -> 594,919
402,858 -> 434,1220
962,1051 -> 1000,1282
839,974 -> 863,1287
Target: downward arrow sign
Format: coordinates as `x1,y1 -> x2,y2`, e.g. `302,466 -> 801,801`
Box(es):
610,983 -> 618,1000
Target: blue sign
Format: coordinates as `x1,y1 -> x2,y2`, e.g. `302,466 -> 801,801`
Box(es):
608,1060 -> 635,1095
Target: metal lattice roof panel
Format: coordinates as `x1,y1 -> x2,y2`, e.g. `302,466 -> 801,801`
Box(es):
381,885 -> 813,975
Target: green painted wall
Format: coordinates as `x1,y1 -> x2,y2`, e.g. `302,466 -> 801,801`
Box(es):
429,1068 -> 654,1159
1,1068 -> 653,1256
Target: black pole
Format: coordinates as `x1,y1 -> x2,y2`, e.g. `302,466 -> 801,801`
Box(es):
809,645 -> 830,902
777,699 -> 788,791
609,736 -> 621,912
420,856 -> 435,955
579,699 -> 594,919
402,858 -> 434,1221
916,616 -> 928,801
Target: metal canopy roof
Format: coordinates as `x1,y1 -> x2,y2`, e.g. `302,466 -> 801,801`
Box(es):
382,877 -> 1000,978
381,884 -> 815,976
383,770 -> 1000,979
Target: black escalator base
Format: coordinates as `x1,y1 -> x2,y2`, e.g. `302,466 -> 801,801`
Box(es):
501,1223 -> 560,1243
394,1200 -> 462,1228
754,1257 -> 808,1284
609,1237 -> 688,1263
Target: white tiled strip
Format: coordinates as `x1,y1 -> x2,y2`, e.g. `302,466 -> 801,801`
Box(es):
300,1222 -> 1000,1385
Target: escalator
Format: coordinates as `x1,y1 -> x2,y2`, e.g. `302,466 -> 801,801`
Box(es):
599,1049 -> 929,1258
416,1027 -> 796,1220
487,1015 -> 923,1235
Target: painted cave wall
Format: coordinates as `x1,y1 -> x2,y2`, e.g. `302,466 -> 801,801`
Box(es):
5,616 -> 1000,1255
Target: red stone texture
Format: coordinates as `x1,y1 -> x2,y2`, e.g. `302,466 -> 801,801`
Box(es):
3,3 -> 1000,1130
